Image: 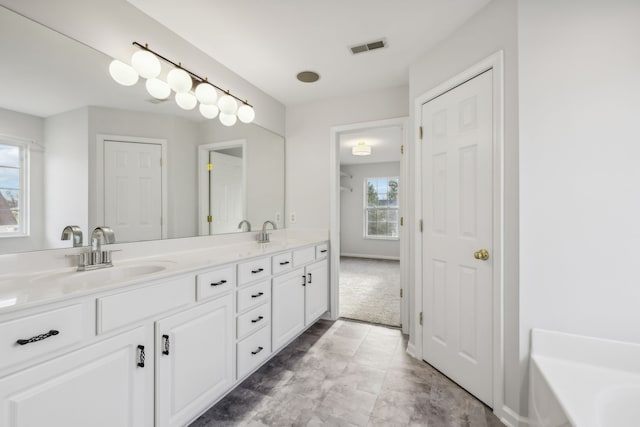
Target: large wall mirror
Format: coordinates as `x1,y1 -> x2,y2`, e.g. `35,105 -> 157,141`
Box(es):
0,6 -> 285,255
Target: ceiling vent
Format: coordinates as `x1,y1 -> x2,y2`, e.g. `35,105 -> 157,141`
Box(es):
349,38 -> 387,55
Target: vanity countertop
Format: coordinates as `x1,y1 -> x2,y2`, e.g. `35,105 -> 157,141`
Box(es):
0,235 -> 327,315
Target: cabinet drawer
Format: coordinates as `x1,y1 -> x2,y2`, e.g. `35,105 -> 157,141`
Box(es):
293,246 -> 315,267
237,326 -> 271,379
237,257 -> 271,285
196,265 -> 234,301
97,275 -> 194,334
0,303 -> 91,372
237,304 -> 270,340
272,252 -> 292,275
237,280 -> 270,313
316,243 -> 329,259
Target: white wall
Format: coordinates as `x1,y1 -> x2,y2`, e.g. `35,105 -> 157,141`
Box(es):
44,108 -> 89,249
340,162 -> 400,259
87,106 -> 200,239
518,0 -> 640,417
409,0 -> 520,416
0,107 -> 45,253
286,86 -> 409,230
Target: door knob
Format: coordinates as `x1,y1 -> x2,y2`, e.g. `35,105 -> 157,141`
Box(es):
474,249 -> 490,261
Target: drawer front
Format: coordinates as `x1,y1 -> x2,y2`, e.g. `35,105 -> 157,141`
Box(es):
272,252 -> 293,275
97,275 -> 194,334
237,257 -> 271,285
237,326 -> 271,379
292,246 -> 315,267
237,280 -> 270,313
196,265 -> 234,301
316,243 -> 329,259
0,303 -> 90,372
237,304 -> 270,340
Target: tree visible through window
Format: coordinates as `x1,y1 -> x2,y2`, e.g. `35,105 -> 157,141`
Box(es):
365,176 -> 399,239
0,141 -> 27,235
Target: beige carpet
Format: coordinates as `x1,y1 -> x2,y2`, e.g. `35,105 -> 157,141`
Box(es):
339,256 -> 401,327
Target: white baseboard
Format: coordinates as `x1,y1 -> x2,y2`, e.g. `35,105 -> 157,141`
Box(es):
496,405 -> 529,427
406,341 -> 417,358
340,253 -> 400,261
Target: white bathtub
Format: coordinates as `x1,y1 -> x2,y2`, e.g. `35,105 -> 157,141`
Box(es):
529,329 -> 640,427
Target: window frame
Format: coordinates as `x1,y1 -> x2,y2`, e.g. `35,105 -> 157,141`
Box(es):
0,137 -> 29,238
363,176 -> 399,241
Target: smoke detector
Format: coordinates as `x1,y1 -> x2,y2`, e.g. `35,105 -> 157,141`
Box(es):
297,71 -> 320,83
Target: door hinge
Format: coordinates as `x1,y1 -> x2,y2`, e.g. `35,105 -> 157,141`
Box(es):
400,216 -> 404,226
419,311 -> 423,326
400,288 -> 403,298
400,144 -> 404,154
419,219 -> 423,232
207,215 -> 212,223
419,126 -> 423,140
207,163 -> 212,172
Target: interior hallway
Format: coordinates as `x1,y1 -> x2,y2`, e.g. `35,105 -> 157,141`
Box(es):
339,257 -> 401,327
191,319 -> 502,426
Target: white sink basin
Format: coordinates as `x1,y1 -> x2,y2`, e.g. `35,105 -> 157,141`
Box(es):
596,386 -> 640,427
30,263 -> 169,289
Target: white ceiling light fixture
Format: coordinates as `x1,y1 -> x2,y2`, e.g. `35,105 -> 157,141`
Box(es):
109,60 -> 138,86
352,141 -> 371,156
108,42 -> 254,126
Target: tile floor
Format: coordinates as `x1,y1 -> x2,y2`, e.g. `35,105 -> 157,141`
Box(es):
190,319 -> 503,427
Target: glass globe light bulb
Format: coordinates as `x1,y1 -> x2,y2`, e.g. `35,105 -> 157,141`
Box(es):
199,103 -> 219,119
109,60 -> 138,86
131,50 -> 161,79
195,83 -> 218,105
145,78 -> 171,100
219,112 -> 237,127
217,94 -> 238,115
237,104 -> 255,124
167,68 -> 192,93
175,92 -> 197,110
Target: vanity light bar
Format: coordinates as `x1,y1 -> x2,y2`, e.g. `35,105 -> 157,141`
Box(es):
132,42 -> 253,109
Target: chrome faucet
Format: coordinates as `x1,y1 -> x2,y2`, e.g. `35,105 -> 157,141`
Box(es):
238,220 -> 252,232
77,227 -> 117,271
61,225 -> 83,247
257,220 -> 277,243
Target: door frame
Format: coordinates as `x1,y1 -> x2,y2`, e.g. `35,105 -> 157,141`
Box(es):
413,51 -> 505,416
95,134 -> 168,239
329,117 -> 410,334
197,139 -> 248,235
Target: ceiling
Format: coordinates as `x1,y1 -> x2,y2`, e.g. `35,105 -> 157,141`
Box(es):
339,126 -> 402,166
126,0 -> 491,106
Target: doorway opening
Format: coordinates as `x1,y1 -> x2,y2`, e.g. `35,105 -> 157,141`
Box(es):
329,117 -> 409,332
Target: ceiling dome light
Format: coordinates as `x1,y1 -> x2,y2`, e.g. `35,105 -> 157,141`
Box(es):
175,92 -> 197,110
352,141 -> 371,156
219,113 -> 237,127
195,82 -> 217,105
237,104 -> 255,124
167,68 -> 192,93
199,103 -> 219,119
131,50 -> 161,79
109,60 -> 139,86
217,94 -> 238,115
145,78 -> 171,100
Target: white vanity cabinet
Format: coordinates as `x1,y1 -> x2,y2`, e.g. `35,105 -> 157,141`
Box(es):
155,294 -> 234,427
0,324 -> 153,427
272,245 -> 330,351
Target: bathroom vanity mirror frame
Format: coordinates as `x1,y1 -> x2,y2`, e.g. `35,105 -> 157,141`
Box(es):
0,5 -> 285,255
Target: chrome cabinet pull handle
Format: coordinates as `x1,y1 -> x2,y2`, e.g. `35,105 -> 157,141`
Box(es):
251,316 -> 264,323
251,346 -> 264,355
16,329 -> 59,346
211,279 -> 227,286
251,292 -> 264,298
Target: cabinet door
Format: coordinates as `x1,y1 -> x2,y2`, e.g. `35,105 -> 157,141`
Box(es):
156,294 -> 234,427
305,260 -> 329,325
0,325 -> 152,427
272,268 -> 305,350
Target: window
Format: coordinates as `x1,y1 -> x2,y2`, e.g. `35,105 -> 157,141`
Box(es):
0,140 -> 28,236
364,176 -> 399,239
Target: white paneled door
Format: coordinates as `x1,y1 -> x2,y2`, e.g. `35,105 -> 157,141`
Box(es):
209,151 -> 244,234
104,141 -> 162,243
421,70 -> 494,406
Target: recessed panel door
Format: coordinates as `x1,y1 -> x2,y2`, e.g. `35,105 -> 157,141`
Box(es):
104,141 -> 162,242
209,151 -> 244,234
421,70 -> 494,406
